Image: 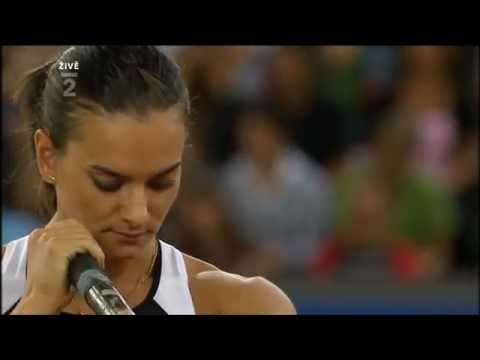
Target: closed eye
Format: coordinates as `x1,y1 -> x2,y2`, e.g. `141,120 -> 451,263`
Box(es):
147,180 -> 176,191
91,176 -> 175,193
87,162 -> 181,193
92,177 -> 123,193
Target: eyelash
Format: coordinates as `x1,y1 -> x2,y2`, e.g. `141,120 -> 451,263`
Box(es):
148,181 -> 176,191
93,179 -> 121,193
92,178 -> 175,193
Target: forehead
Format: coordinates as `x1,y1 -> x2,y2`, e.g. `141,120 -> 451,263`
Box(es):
66,108 -> 186,174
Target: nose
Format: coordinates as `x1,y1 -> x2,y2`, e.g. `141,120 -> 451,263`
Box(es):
121,185 -> 150,229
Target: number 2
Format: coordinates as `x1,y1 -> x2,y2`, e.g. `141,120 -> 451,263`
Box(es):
63,78 -> 76,97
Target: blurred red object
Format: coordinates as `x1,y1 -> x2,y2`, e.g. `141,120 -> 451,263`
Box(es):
389,244 -> 428,281
310,241 -> 345,280
310,239 -> 430,282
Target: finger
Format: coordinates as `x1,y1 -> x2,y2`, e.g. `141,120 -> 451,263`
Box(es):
77,242 -> 106,269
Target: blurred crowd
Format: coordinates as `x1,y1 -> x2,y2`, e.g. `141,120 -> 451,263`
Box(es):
2,46 -> 478,284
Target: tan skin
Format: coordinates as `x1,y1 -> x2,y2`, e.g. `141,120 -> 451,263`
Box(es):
3,106 -> 296,315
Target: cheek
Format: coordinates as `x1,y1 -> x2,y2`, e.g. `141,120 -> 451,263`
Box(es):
56,173 -> 116,226
148,184 -> 180,221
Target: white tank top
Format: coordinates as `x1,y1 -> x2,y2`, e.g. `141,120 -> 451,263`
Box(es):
2,234 -> 196,315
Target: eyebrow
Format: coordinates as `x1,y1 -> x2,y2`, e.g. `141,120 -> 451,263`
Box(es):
88,162 -> 181,180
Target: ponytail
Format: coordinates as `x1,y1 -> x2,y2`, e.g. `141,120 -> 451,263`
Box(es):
12,59 -> 57,220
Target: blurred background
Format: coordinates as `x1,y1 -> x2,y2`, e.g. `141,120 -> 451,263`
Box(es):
2,45 -> 478,314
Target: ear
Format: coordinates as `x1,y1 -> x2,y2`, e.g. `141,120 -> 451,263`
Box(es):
34,129 -> 58,181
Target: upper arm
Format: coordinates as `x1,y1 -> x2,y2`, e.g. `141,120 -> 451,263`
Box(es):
222,275 -> 297,315
246,277 -> 297,315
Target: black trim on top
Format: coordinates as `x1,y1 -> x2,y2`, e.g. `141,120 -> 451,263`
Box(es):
4,299 -> 20,315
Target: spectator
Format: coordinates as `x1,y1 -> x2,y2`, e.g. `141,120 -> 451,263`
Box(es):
177,46 -> 260,166
220,105 -> 333,278
395,46 -> 461,182
312,111 -> 458,282
314,46 -> 365,120
163,141 -> 248,271
264,46 -> 360,172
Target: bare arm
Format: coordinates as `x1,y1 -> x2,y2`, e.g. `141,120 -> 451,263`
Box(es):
227,276 -> 297,315
196,271 -> 297,315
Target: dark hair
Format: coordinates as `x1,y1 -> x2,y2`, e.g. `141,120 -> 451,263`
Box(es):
13,46 -> 191,219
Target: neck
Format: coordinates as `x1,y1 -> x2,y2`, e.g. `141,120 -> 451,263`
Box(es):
104,240 -> 156,284
47,212 -> 64,225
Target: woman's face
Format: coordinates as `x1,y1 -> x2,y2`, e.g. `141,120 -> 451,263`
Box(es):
36,107 -> 186,259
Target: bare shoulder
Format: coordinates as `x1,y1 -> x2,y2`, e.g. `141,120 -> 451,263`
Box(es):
197,271 -> 297,315
183,253 -> 297,315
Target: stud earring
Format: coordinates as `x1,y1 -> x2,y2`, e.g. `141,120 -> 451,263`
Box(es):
46,175 -> 56,184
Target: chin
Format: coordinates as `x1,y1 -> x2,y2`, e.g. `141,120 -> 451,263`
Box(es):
97,234 -> 149,260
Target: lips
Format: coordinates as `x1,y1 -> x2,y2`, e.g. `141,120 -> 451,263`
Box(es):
108,230 -> 153,244
113,231 -> 147,237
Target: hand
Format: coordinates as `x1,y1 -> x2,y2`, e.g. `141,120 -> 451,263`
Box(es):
21,219 -> 105,314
